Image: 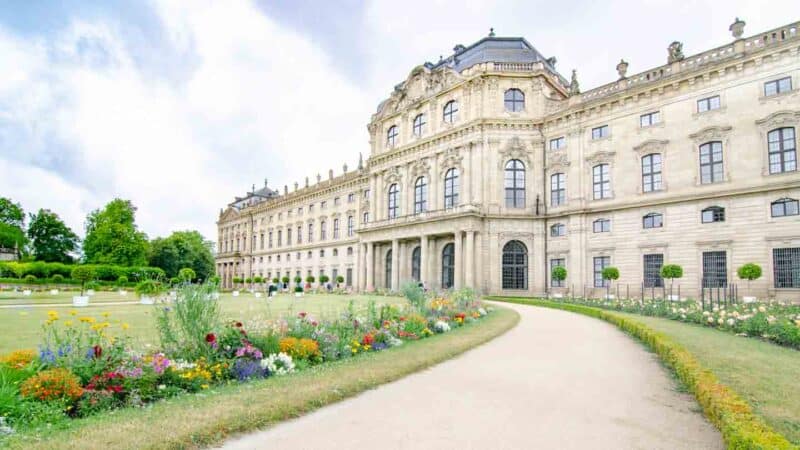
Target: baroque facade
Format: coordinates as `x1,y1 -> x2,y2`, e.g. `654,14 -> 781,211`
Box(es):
216,19 -> 800,299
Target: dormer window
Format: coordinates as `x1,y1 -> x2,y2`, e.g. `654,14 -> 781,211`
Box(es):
443,100 -> 458,123
387,125 -> 398,146
412,114 -> 426,136
504,89 -> 525,112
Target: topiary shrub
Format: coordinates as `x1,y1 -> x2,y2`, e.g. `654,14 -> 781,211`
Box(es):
70,266 -> 95,296
135,279 -> 163,297
737,263 -> 762,297
306,276 -> 315,284
601,266 -> 619,298
117,275 -> 129,285
51,274 -> 64,284
23,274 -> 37,284
660,264 -> 683,296
336,275 -> 344,285
272,277 -> 279,284
319,275 -> 330,284
178,267 -> 196,283
281,276 -> 290,285
294,276 -> 302,285
551,266 -> 567,285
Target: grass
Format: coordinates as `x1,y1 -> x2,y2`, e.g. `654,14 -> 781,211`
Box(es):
1,306 -> 519,449
614,312 -> 800,444
0,290 -> 139,305
0,293 -> 403,354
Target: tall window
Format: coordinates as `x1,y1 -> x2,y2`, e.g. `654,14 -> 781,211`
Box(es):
504,160 -> 526,208
347,216 -> 354,236
320,220 -> 327,240
771,198 -> 799,217
593,218 -> 610,233
443,168 -> 459,209
701,206 -> 725,223
441,243 -> 455,289
297,226 -> 302,244
308,223 -> 313,243
277,230 -> 282,246
333,218 -> 340,239
385,249 -> 392,289
697,95 -> 721,113
550,173 -> 565,206
640,111 -> 661,127
362,211 -> 369,224
768,127 -> 796,174
412,114 -> 426,136
549,137 -> 565,150
411,246 -> 421,282
550,258 -> 565,287
593,256 -> 610,287
387,125 -> 398,146
773,248 -> 800,288
414,177 -> 428,214
502,241 -> 528,290
504,89 -> 525,112
643,212 -> 663,229
699,141 -> 723,184
268,231 -> 273,248
641,154 -> 662,192
387,183 -> 399,219
286,228 -> 292,245
702,251 -> 727,288
550,223 -> 565,237
643,254 -> 664,288
443,100 -> 458,123
592,164 -> 610,199
591,125 -> 609,140
764,77 -> 792,96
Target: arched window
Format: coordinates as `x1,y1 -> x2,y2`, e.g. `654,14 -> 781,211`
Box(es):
443,100 -> 458,123
411,246 -> 421,281
699,141 -> 723,184
504,159 -> 526,208
502,240 -> 528,290
701,206 -> 725,223
592,164 -> 611,199
333,218 -> 340,239
387,184 -> 399,219
412,113 -> 426,136
386,125 -> 398,147
550,173 -> 565,206
768,127 -> 797,174
443,168 -> 460,209
504,89 -> 524,112
414,176 -> 428,214
643,212 -> 663,229
320,220 -> 327,240
641,154 -> 662,192
441,243 -> 455,289
385,249 -> 392,288
771,198 -> 799,217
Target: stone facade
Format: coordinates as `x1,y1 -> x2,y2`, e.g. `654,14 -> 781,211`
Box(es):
217,19 -> 800,300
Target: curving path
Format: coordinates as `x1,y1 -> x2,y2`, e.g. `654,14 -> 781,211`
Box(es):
220,302 -> 723,450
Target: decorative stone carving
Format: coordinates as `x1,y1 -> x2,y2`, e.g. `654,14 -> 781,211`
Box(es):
329,169 -> 334,180
730,17 -> 746,39
667,41 -> 684,63
294,182 -> 298,191
305,177 -> 309,187
316,173 -> 321,183
755,110 -> 800,131
383,166 -> 402,189
584,150 -> 616,165
569,70 -> 580,95
616,59 -> 629,79
372,65 -> 463,120
547,152 -> 571,171
439,147 -> 464,176
632,139 -> 669,155
408,159 -> 431,184
358,152 -> 364,171
497,136 -> 533,169
689,125 -> 733,143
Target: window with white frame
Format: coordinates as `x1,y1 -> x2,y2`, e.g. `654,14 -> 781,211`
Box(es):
386,125 -> 398,146
699,142 -> 724,184
697,95 -> 721,113
641,154 -> 662,192
768,127 -> 797,174
443,100 -> 458,123
764,77 -> 792,97
593,218 -> 610,233
591,125 -> 609,140
640,111 -> 661,127
412,114 -> 426,136
549,136 -> 565,150
593,256 -> 610,287
643,212 -> 663,229
592,164 -> 610,199
550,223 -> 566,237
771,198 -> 799,217
550,173 -> 565,206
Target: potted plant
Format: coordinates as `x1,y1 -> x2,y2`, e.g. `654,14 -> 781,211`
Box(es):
320,274 -> 330,291
305,275 -> 315,290
50,274 -> 64,295
85,280 -> 99,297
208,275 -> 221,300
601,266 -> 619,300
660,264 -> 683,301
70,266 -> 95,307
22,274 -> 35,296
117,275 -> 129,295
135,279 -> 163,305
232,277 -> 242,296
294,276 -> 303,297
336,275 -> 344,288
551,266 -> 567,298
737,263 -> 762,303
253,276 -> 263,297
281,276 -> 290,291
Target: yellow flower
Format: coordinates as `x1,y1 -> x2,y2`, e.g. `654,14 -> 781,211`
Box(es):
79,317 -> 96,324
47,310 -> 58,317
101,312 -> 110,318
121,323 -> 130,330
69,310 -> 78,316
201,384 -> 209,390
64,321 -> 73,327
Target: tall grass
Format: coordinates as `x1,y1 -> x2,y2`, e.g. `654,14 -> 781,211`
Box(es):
155,283 -> 221,360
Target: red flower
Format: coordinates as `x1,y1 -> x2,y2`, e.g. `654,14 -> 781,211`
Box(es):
205,333 -> 217,343
92,345 -> 103,358
361,334 -> 374,346
298,312 -> 307,318
235,321 -> 243,328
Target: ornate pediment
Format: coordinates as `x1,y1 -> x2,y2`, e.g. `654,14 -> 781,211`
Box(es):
408,158 -> 431,184
219,207 -> 240,222
439,147 -> 464,175
755,110 -> 800,131
585,150 -> 616,166
632,139 -> 669,155
688,125 -> 733,143
547,152 -> 571,172
497,136 -> 533,169
374,66 -> 463,120
383,166 -> 402,189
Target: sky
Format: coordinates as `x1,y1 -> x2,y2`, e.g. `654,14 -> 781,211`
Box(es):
0,0 -> 796,243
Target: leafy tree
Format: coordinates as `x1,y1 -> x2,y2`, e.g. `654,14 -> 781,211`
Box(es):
0,197 -> 27,253
83,199 -> 148,266
737,263 -> 763,296
551,266 -> 567,284
602,266 -> 619,299
27,209 -> 80,263
306,275 -> 315,284
71,266 -> 95,296
336,275 -> 344,285
148,231 -> 214,280
178,267 -> 196,283
660,264 -> 683,296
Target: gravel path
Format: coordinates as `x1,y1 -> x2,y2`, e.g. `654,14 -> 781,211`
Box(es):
220,302 -> 723,450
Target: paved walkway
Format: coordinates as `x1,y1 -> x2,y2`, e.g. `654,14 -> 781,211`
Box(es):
221,302 -> 723,450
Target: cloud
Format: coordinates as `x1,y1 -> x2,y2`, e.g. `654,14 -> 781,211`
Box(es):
0,0 -> 370,241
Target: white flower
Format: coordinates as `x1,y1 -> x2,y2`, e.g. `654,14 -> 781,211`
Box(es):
388,336 -> 403,347
172,360 -> 196,370
717,318 -> 724,325
478,308 -> 488,316
157,384 -> 166,390
433,320 -> 451,333
261,352 -> 295,376
707,317 -> 715,324
726,318 -> 735,326
758,306 -> 766,313
702,311 -> 711,317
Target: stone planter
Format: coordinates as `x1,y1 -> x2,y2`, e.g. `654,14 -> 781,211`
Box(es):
50,289 -> 59,295
22,289 -> 31,296
119,290 -> 128,296
232,290 -> 240,297
139,296 -> 155,305
72,295 -> 90,307
87,289 -> 95,296
294,292 -> 303,298
552,293 -> 564,299
255,292 -> 262,298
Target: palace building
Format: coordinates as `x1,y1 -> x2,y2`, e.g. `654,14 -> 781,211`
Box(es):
216,19 -> 800,299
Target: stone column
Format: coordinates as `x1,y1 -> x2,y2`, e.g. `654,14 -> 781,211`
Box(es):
454,231 -> 463,289
354,244 -> 362,291
464,144 -> 473,205
428,238 -> 437,289
365,242 -> 374,291
391,239 -> 400,291
420,235 -> 428,287
369,175 -> 377,222
398,241 -> 406,284
465,231 -> 475,288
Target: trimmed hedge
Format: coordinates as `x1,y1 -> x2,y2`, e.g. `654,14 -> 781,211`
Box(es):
487,297 -> 795,450
0,261 -> 164,282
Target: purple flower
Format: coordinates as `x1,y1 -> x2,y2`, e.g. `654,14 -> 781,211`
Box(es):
231,359 -> 265,381
38,347 -> 55,364
372,342 -> 388,351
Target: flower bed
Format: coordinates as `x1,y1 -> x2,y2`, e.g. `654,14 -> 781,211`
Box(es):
530,296 -> 800,350
0,284 -> 491,435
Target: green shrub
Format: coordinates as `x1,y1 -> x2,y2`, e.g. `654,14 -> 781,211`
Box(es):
294,276 -> 302,284
281,276 -> 290,284
117,275 -> 129,285
169,277 -> 180,286
336,275 -> 344,284
244,277 -> 252,284
51,274 -> 64,283
272,277 -> 279,284
209,275 -> 221,286
660,264 -> 683,280
178,268 -> 196,283
23,274 -> 37,284
155,284 -> 221,360
551,266 -> 567,283
601,267 -> 619,281
294,285 -> 303,293
70,266 -> 95,296
135,279 -> 163,297
305,276 -> 315,284
319,275 -> 330,284
737,263 -> 762,281
253,276 -> 263,283
401,281 -> 425,312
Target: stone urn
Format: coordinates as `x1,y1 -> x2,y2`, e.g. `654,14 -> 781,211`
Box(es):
22,289 -> 32,296
72,295 -> 90,307
87,289 -> 95,296
50,289 -> 59,295
139,296 -> 155,305
232,290 -> 240,297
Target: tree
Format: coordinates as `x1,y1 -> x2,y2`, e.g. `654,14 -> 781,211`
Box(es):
27,209 -> 80,263
551,266 -> 567,286
660,264 -> 683,297
737,263 -> 762,297
71,266 -> 95,296
0,197 -> 27,254
148,230 -> 214,281
178,267 -> 196,283
83,199 -> 148,266
601,266 -> 620,299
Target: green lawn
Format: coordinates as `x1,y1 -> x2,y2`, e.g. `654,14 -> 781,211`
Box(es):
614,312 -> 800,444
0,289 -> 139,305
0,292 -> 402,354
